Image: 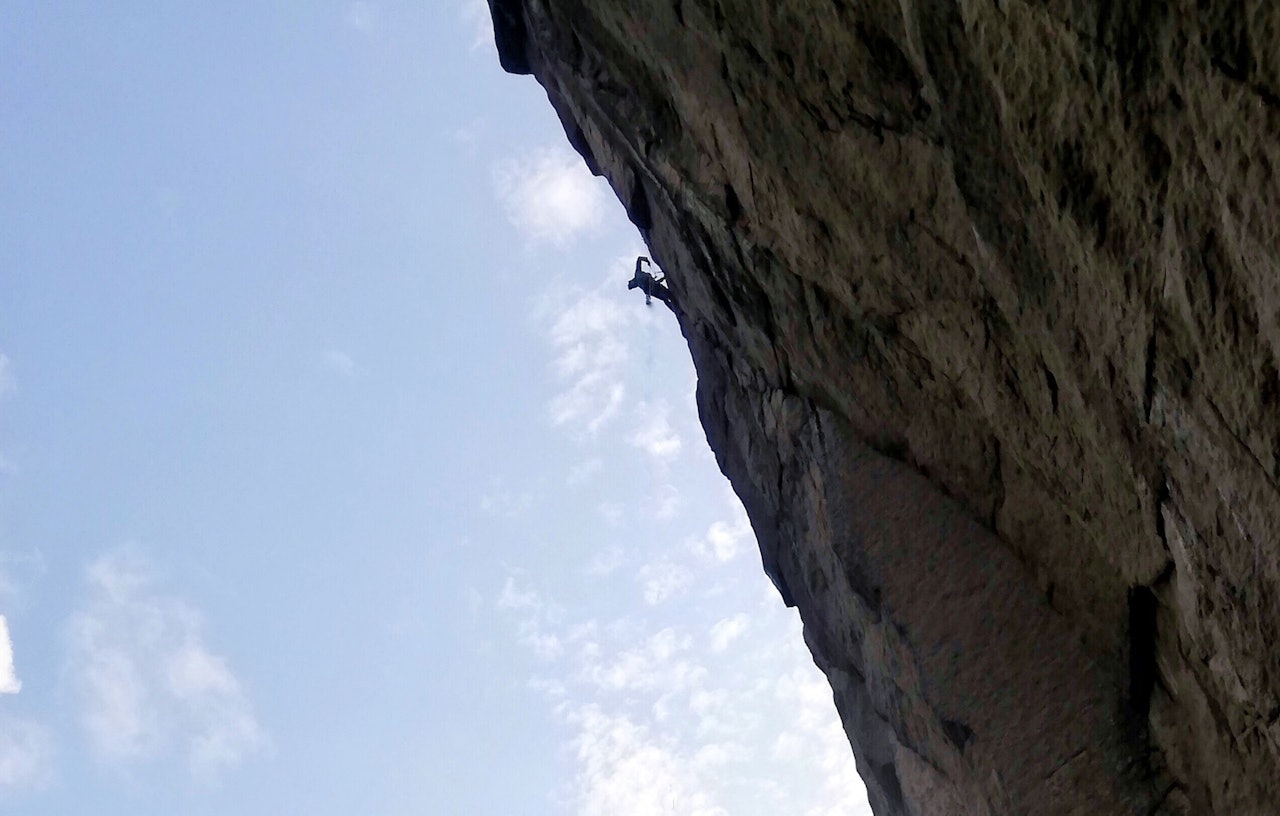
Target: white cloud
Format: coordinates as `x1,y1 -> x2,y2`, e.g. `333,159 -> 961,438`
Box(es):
325,349 -> 356,377
67,552 -> 267,781
0,716 -> 53,790
494,148 -> 607,247
629,402 -> 682,461
690,504 -> 753,564
638,559 -> 693,606
708,614 -> 749,653
707,520 -> 747,561
0,618 -> 19,695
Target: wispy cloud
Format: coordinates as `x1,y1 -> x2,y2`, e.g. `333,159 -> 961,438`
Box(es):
479,480 -> 534,518
629,401 -> 682,462
565,705 -> 727,816
0,716 -> 53,791
690,501 -> 753,563
460,0 -> 495,53
577,627 -> 702,695
497,554 -> 872,815
344,1 -> 376,31
653,484 -> 681,520
451,118 -> 485,156
496,576 -> 564,661
597,501 -> 624,527
0,617 -> 20,694
0,354 -> 15,475
496,575 -> 541,613
509,226 -> 868,812
708,614 -> 749,653
0,354 -> 13,400
638,559 -> 693,606
773,666 -> 870,816
0,607 -> 49,791
324,349 -> 356,377
583,545 -> 626,577
493,148 -> 607,247
67,552 -> 267,781
566,458 -> 604,487
546,288 -> 630,435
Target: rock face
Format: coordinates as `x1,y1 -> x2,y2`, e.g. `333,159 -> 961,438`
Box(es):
488,1 -> 1280,813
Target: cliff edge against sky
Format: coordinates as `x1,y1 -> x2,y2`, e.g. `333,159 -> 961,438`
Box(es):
486,1 -> 1280,813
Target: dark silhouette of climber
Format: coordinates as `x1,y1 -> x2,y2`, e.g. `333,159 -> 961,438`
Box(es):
627,256 -> 673,309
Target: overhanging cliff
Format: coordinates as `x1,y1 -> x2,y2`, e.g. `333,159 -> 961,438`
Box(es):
486,1 -> 1280,813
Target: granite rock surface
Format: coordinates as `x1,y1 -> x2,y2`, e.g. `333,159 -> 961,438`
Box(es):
488,1 -> 1280,812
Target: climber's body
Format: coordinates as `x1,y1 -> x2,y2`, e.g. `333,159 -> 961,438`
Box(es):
627,256 -> 673,308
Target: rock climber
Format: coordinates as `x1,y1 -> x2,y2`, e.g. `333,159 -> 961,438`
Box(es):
627,256 -> 673,308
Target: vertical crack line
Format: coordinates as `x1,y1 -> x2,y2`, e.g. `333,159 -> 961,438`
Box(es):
1142,330 -> 1158,422
1127,585 -> 1160,741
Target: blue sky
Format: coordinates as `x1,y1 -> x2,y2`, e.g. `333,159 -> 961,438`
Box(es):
0,2 -> 870,813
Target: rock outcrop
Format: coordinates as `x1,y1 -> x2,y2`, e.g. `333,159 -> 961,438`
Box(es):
487,1 -> 1280,813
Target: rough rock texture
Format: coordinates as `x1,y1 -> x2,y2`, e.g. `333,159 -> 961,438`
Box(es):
488,1 -> 1280,813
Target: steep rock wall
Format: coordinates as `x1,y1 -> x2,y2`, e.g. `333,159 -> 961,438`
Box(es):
487,1 -> 1280,813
